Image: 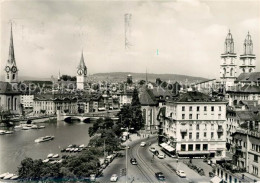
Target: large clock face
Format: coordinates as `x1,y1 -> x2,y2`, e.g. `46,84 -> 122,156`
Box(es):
11,66 -> 17,73
5,66 -> 10,72
78,69 -> 83,75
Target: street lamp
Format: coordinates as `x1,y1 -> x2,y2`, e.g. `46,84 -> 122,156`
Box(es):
121,126 -> 134,183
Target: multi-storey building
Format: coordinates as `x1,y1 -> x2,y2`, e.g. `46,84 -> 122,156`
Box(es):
20,95 -> 34,109
158,91 -> 227,159
232,127 -> 260,178
33,94 -> 78,115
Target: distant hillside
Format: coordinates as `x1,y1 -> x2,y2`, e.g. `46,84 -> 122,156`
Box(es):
92,72 -> 208,84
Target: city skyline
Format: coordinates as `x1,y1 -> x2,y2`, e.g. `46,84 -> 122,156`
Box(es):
1,0 -> 260,80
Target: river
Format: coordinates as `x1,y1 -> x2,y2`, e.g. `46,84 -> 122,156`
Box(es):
0,120 -> 92,174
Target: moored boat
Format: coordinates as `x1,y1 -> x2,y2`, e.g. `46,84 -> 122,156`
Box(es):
3,173 -> 14,180
79,144 -> 85,148
74,148 -> 79,152
70,148 -> 75,152
0,130 -> 6,135
31,125 -> 38,129
53,154 -> 59,158
4,131 -> 14,134
42,159 -> 49,163
38,125 -> 45,129
0,172 -> 9,179
10,175 -> 19,180
47,153 -> 54,158
66,148 -> 71,152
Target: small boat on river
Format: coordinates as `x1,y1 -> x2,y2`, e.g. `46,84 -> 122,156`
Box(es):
35,136 -> 54,143
0,172 -> 9,179
53,154 -> 59,158
3,173 -> 14,180
47,153 -> 54,158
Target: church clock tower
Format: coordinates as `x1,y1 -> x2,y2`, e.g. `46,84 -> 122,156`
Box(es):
5,24 -> 18,84
239,32 -> 256,74
76,51 -> 87,90
220,30 -> 237,90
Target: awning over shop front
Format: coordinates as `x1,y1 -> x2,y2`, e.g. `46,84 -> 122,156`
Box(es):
160,143 -> 175,152
210,176 -> 223,183
178,151 -> 210,155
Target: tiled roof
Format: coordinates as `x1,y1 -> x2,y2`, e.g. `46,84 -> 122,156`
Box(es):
0,82 -> 20,94
34,94 -> 77,101
176,91 -> 223,102
236,72 -> 260,82
139,86 -> 157,106
229,85 -> 260,93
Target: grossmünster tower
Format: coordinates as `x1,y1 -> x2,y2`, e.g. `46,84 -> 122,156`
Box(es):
5,24 -> 18,83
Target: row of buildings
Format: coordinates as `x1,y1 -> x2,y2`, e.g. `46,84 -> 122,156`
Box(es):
1,25 -> 260,181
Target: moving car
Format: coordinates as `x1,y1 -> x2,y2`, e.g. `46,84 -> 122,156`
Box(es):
110,174 -> 118,182
149,147 -> 156,153
130,158 -> 137,165
155,172 -> 165,181
140,142 -> 146,147
157,153 -> 166,159
176,170 -> 186,178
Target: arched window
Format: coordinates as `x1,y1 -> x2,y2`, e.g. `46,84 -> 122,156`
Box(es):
230,68 -> 233,76
7,74 -> 9,79
13,74 -> 15,80
223,68 -> 226,77
249,68 -> 252,73
143,109 -> 146,124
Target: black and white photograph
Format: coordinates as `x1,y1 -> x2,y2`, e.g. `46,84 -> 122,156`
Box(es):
0,0 -> 260,182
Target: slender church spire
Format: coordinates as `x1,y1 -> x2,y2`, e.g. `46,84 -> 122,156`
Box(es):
8,23 -> 16,66
243,31 -> 253,55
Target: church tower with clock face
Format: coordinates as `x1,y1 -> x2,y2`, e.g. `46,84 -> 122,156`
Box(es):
5,24 -> 18,84
76,51 -> 87,90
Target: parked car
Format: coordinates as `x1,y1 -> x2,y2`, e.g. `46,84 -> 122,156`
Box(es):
90,174 -> 96,182
110,174 -> 118,182
140,142 -> 146,147
149,147 -> 156,153
176,170 -> 186,178
157,153 -> 166,159
155,172 -> 165,181
130,158 -> 138,165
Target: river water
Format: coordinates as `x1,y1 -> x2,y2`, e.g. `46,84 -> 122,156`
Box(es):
0,120 -> 92,174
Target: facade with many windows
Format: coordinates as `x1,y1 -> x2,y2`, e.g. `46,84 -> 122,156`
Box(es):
159,91 -> 227,159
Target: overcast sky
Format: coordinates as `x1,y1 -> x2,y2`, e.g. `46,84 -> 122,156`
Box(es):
1,0 -> 259,79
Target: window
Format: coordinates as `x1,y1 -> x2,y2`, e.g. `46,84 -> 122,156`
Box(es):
204,106 -> 207,111
182,106 -> 185,111
189,114 -> 192,119
218,114 -> 221,119
204,124 -> 207,130
196,132 -> 199,139
211,106 -> 214,111
196,144 -> 201,151
197,106 -> 200,111
196,114 -> 199,119
189,124 -> 192,130
196,124 -> 200,130
204,132 -> 207,138
211,124 -> 214,130
189,106 -> 192,111
189,132 -> 192,139
219,106 -> 221,111
211,132 -> 214,139
254,155 -> 258,163
203,144 -> 208,151
182,114 -> 185,119
188,144 -> 193,151
253,166 -> 259,176
181,144 -> 186,151
13,74 -> 15,80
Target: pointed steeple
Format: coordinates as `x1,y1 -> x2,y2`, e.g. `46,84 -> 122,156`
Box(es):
8,23 -> 16,66
77,50 -> 86,69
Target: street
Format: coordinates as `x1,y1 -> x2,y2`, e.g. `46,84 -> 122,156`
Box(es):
97,136 -> 200,183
